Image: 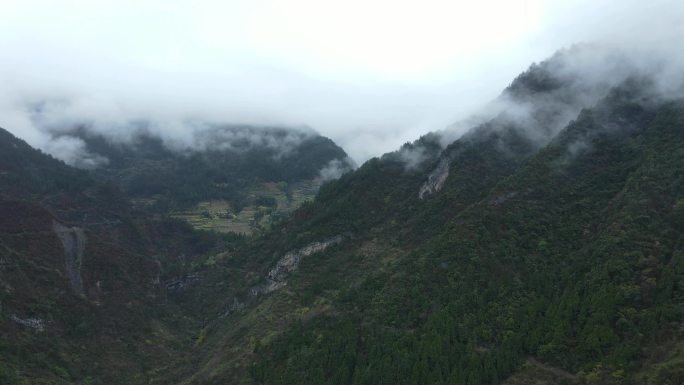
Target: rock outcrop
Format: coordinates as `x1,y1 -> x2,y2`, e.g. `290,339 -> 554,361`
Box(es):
418,153 -> 455,199
10,314 -> 45,332
251,235 -> 344,295
166,273 -> 201,295
220,297 -> 246,318
52,221 -> 86,296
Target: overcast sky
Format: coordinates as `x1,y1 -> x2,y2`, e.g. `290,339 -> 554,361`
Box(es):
1,0 -> 682,163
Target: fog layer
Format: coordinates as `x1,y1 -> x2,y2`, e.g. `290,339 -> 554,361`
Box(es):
0,0 -> 682,164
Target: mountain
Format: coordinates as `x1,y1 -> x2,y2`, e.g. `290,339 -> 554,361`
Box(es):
0,122 -> 352,384
0,127 -> 237,384
0,126 -> 125,219
241,82 -> 684,385
161,48 -> 684,385
48,124 -> 354,234
1,45 -> 683,385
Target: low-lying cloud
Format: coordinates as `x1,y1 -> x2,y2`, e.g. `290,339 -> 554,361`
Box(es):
433,42 -> 684,153
319,157 -> 358,181
0,1 -> 682,167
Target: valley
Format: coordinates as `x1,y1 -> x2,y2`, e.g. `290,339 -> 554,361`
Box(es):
1,44 -> 683,385
168,180 -> 322,235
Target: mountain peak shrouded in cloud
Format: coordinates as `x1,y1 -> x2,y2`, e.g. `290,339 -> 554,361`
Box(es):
386,42 -> 684,172
2,1 -> 683,164
6,42 -> 684,176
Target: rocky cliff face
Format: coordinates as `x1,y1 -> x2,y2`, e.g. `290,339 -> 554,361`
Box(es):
418,153 -> 454,199
52,221 -> 86,296
10,314 -> 45,332
166,273 -> 202,295
251,235 -> 344,295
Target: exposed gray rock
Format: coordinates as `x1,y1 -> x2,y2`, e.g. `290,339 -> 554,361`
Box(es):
251,235 -> 344,296
151,255 -> 162,286
220,297 -> 245,318
166,273 -> 201,295
418,153 -> 455,199
52,221 -> 86,296
11,314 -> 45,332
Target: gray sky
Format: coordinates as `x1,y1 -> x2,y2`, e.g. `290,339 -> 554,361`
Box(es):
1,0 -> 682,163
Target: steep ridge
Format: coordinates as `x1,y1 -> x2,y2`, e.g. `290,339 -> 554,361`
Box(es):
164,56 -> 684,384
0,128 -> 230,384
244,83 -> 684,385
52,221 -> 87,296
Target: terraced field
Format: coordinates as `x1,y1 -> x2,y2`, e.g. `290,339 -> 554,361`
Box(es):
170,180 -> 321,235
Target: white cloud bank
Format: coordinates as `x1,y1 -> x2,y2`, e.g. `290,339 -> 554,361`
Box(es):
0,0 -> 682,164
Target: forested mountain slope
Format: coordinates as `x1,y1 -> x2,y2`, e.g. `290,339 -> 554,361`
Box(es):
1,45 -> 683,385
66,125 -> 351,207
167,53 -> 684,385
0,128 -> 235,384
243,91 -> 684,385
